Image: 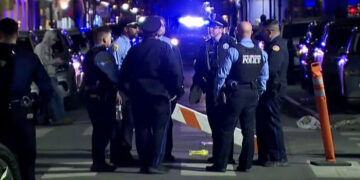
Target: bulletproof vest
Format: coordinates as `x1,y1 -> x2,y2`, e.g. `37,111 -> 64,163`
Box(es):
228,45 -> 264,83
0,43 -> 15,113
83,46 -> 113,91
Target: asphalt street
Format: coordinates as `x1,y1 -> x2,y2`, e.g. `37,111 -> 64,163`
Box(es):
34,66 -> 360,180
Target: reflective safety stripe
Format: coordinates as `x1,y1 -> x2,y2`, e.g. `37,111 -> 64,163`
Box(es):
312,77 -> 324,86
314,89 -> 326,97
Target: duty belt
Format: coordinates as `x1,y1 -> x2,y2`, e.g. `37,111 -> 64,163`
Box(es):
9,96 -> 32,109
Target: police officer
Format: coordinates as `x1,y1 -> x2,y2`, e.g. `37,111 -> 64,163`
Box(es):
190,17 -> 237,164
206,22 -> 268,172
109,21 -> 139,165
119,16 -> 183,174
158,16 -> 184,162
83,26 -> 119,172
0,18 -> 53,180
255,19 -> 289,167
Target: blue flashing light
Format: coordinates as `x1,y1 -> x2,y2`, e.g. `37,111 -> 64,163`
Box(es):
80,27 -> 90,33
304,0 -> 316,7
348,0 -> 359,6
179,16 -> 207,28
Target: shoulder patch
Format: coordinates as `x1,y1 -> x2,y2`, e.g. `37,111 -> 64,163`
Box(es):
223,43 -> 229,50
113,44 -> 119,51
272,45 -> 280,52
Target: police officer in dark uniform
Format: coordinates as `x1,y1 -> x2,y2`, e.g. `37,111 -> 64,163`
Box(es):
119,16 -> 183,174
0,18 -> 53,180
207,22 -> 268,172
190,17 -> 237,164
83,26 -> 119,172
255,19 -> 289,167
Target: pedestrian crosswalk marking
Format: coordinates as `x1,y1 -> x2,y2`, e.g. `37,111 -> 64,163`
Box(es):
308,160 -> 360,178
340,132 -> 360,136
36,128 -> 53,138
349,137 -> 360,141
42,172 -> 96,179
180,163 -> 236,176
83,126 -> 93,136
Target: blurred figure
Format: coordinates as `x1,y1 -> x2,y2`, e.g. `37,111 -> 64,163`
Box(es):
0,18 -> 53,180
158,16 -> 185,162
34,30 -> 72,125
255,19 -> 289,167
109,21 -> 139,166
207,22 -> 268,172
83,26 -> 119,172
119,16 -> 183,174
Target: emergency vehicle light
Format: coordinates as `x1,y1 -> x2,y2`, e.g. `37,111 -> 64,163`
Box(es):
179,16 -> 207,28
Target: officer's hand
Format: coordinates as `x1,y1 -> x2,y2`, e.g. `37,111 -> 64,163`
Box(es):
116,92 -> 122,105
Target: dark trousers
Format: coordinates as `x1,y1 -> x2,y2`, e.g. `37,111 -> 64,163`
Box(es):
164,101 -> 176,158
85,92 -> 116,164
0,105 -> 36,180
110,95 -> 134,162
256,92 -> 287,162
132,95 -> 170,168
205,90 -> 234,161
214,86 -> 258,169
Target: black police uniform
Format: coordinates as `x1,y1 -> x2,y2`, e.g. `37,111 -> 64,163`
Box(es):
213,45 -> 264,171
256,35 -> 289,165
0,43 -> 53,180
83,46 -> 118,170
119,35 -> 183,172
192,34 -> 236,162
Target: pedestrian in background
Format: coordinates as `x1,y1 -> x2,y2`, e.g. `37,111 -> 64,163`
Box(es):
119,16 -> 183,174
0,18 -> 53,180
255,19 -> 289,167
109,21 -> 139,166
190,17 -> 237,164
34,30 -> 72,125
83,26 -> 119,172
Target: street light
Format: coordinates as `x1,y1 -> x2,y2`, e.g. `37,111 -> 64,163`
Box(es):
130,7 -> 139,14
121,3 -> 130,11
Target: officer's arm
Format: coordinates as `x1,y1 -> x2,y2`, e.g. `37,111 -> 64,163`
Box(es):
268,45 -> 283,84
257,51 -> 269,95
213,47 -> 238,97
165,44 -> 184,98
109,41 -> 121,68
33,55 -> 53,102
193,44 -> 207,85
118,48 -> 134,93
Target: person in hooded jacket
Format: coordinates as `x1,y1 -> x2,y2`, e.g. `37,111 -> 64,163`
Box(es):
34,30 -> 72,125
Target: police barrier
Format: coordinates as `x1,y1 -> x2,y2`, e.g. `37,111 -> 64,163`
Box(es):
171,104 -> 258,153
310,62 -> 351,166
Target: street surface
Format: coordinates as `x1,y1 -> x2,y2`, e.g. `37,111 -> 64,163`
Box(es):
34,66 -> 360,180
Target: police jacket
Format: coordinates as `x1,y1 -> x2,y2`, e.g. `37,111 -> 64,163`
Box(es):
193,34 -> 237,91
264,36 -> 289,94
83,45 -> 118,94
119,37 -> 183,99
8,44 -> 53,101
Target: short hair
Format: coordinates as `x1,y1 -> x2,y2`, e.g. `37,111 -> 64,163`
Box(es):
93,26 -> 111,44
0,18 -> 18,37
262,19 -> 280,32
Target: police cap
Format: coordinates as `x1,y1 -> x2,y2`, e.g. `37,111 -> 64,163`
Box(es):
139,16 -> 162,34
208,16 -> 228,28
126,22 -> 138,28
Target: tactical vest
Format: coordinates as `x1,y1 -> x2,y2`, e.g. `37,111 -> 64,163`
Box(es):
83,46 -> 114,92
228,45 -> 264,84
